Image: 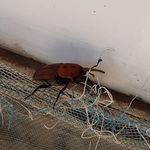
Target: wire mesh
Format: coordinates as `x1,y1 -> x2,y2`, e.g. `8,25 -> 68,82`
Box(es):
0,62 -> 150,150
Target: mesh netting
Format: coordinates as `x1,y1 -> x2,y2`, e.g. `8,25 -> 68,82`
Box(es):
0,63 -> 150,150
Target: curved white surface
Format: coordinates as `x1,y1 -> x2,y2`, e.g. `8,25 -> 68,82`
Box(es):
0,0 -> 150,103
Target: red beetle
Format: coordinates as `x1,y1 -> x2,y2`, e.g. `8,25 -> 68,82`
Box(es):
25,59 -> 105,108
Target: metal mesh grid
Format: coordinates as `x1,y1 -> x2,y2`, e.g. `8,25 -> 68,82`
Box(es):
0,63 -> 150,150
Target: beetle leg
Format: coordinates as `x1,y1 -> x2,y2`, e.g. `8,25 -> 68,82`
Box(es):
53,81 -> 69,109
25,81 -> 51,99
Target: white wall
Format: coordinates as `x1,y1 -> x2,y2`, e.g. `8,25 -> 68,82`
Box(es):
0,0 -> 150,103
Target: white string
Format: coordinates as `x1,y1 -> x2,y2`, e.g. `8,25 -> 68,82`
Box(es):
1,93 -> 33,120
94,114 -> 120,144
89,85 -> 114,108
146,128 -> 150,137
115,124 -> 127,136
121,95 -> 137,117
95,136 -> 100,150
44,120 -> 60,130
81,110 -> 120,150
13,99 -> 33,120
135,125 -> 150,149
88,141 -> 92,150
44,106 -> 66,130
82,118 -> 120,150
76,69 -> 92,100
71,60 -> 119,150
0,101 -> 4,126
97,86 -> 114,107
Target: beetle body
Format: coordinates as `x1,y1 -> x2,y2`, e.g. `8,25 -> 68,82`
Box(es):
33,63 -> 62,80
34,63 -> 86,82
25,59 -> 105,109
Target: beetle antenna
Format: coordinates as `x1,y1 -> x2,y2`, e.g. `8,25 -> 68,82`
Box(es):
83,58 -> 105,74
90,69 -> 105,74
91,58 -> 102,70
91,58 -> 105,73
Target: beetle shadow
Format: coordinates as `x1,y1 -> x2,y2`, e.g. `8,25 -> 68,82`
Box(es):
46,37 -> 104,66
